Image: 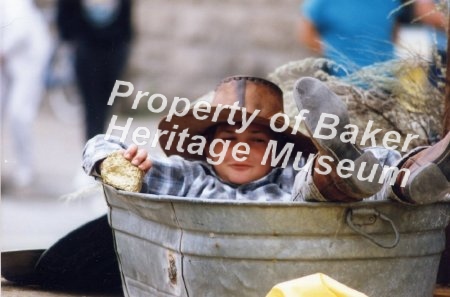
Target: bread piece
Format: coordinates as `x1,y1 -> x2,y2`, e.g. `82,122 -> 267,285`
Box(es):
100,151 -> 144,192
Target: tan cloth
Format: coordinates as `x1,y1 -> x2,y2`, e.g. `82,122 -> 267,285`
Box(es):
269,58 -> 444,149
266,273 -> 368,297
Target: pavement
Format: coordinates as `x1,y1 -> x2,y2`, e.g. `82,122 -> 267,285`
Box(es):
1,97 -> 162,296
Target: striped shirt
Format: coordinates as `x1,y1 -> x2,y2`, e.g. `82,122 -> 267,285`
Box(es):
83,135 -> 299,201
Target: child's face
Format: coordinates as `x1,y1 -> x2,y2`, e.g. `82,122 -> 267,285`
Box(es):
207,123 -> 273,185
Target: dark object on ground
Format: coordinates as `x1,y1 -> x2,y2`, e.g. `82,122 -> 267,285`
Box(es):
2,249 -> 45,285
35,215 -> 121,292
2,215 -> 122,293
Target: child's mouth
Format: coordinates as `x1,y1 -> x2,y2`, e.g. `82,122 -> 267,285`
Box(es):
229,164 -> 252,170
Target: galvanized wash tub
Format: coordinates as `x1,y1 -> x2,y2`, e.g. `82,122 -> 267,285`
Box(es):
102,185 -> 450,297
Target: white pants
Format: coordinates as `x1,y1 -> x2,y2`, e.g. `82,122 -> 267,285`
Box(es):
1,0 -> 52,176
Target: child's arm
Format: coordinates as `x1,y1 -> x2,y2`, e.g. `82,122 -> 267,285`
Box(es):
83,135 -> 205,196
83,135 -> 152,177
82,135 -> 129,176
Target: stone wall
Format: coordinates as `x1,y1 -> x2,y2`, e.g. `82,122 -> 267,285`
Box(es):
130,0 -> 311,99
38,0 -> 312,102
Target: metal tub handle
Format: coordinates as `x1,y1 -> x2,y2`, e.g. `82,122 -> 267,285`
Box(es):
346,208 -> 400,249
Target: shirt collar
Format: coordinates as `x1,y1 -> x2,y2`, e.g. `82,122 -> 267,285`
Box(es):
200,162 -> 283,189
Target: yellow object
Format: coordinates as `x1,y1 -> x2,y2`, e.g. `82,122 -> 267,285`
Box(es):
266,273 -> 369,297
396,64 -> 428,113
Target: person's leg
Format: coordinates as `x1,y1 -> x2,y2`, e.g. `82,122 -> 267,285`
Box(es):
93,44 -> 130,139
292,147 -> 401,202
292,76 -> 449,204
75,47 -> 111,140
5,34 -> 51,187
5,61 -> 37,186
390,132 -> 449,204
35,214 -> 122,292
75,45 -> 129,140
292,77 -> 383,202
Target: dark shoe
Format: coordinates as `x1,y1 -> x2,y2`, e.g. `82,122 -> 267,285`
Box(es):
395,132 -> 450,204
293,77 -> 383,199
1,249 -> 44,285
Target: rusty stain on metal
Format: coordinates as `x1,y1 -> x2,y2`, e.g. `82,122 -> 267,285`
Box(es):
168,253 -> 177,285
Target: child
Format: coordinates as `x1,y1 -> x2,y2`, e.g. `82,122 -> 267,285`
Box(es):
83,75 -> 317,201
84,75 -> 449,204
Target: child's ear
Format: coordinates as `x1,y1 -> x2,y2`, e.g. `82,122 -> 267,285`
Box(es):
202,125 -> 219,158
203,125 -> 218,143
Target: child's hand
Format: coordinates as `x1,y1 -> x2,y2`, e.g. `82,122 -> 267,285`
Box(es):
123,144 -> 152,172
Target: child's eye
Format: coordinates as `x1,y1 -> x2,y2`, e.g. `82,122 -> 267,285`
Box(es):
252,138 -> 268,143
220,137 -> 236,141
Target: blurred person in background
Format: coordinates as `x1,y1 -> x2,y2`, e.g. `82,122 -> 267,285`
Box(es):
414,0 -> 447,90
395,0 -> 447,142
0,0 -> 52,187
397,0 -> 447,88
412,1 -> 449,286
56,0 -> 133,141
298,0 -> 401,76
